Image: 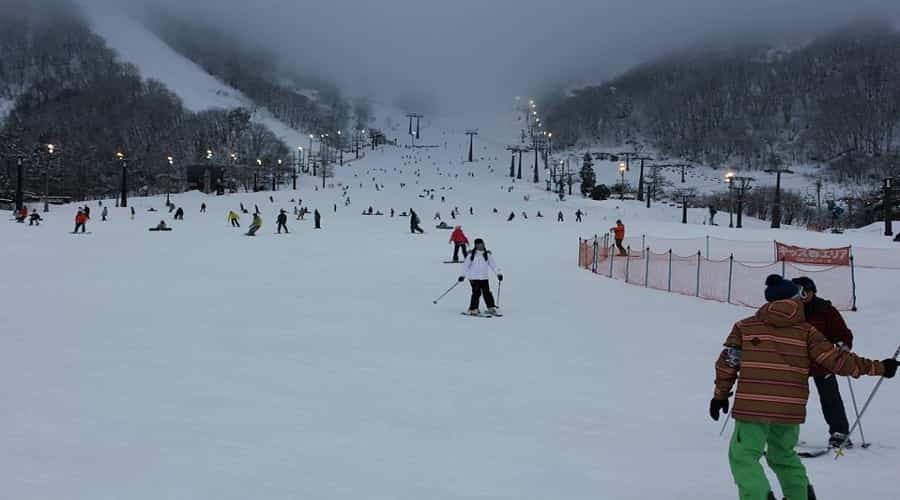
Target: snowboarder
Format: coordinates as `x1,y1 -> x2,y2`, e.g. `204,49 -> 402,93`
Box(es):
506,212 -> 515,222
557,211 -> 564,222
410,209 -> 424,234
28,211 -> 43,226
174,207 -> 184,220
458,238 -> 503,316
709,205 -> 718,226
611,220 -> 626,256
149,220 -> 172,232
246,213 -> 263,236
791,277 -> 855,448
101,206 -> 108,221
710,275 -> 897,500
73,209 -> 87,233
276,209 -> 289,234
575,209 -> 583,222
314,209 -> 321,229
228,211 -> 240,227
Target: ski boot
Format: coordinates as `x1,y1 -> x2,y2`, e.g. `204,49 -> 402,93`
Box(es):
466,309 -> 480,316
829,432 -> 852,449
775,484 -> 816,500
487,307 -> 500,316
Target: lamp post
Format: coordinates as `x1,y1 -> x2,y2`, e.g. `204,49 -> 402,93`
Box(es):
295,147 -> 302,189
255,159 -> 261,192
885,178 -> 894,237
619,164 -> 626,200
14,156 -> 24,212
337,130 -> 343,166
725,171 -> 735,228
273,159 -> 281,191
44,144 -> 55,212
166,155 -> 174,205
117,151 -> 127,208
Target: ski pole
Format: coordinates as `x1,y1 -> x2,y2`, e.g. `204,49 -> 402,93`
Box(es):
845,377 -> 868,448
835,344 -> 900,459
719,415 -> 731,437
496,279 -> 502,307
432,281 -> 460,304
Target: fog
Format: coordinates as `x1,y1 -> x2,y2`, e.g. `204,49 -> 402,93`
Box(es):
92,0 -> 900,113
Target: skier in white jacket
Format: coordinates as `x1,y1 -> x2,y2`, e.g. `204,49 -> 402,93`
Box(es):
458,238 -> 503,315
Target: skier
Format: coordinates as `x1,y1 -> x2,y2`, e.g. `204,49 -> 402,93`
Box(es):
15,206 -> 28,223
410,208 -> 424,234
246,213 -> 263,236
557,211 -> 564,222
276,209 -> 289,234
200,202 -> 207,213
101,206 -> 108,221
469,207 -> 474,216
709,205 -> 718,226
130,206 -> 135,220
240,202 -> 248,214
611,220 -> 626,256
791,277 -> 855,448
449,226 -> 469,262
458,238 -> 503,316
710,275 -> 897,500
314,209 -> 321,229
228,210 -> 240,227
73,209 -> 88,233
575,209 -> 583,222
506,212 -> 515,222
174,207 -> 184,220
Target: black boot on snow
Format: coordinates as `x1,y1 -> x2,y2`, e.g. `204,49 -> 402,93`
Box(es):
829,432 -> 852,449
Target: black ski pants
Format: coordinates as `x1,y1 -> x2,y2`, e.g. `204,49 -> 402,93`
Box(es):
277,222 -> 288,233
813,375 -> 850,435
231,219 -> 240,227
453,243 -> 468,261
74,222 -> 86,233
469,279 -> 496,311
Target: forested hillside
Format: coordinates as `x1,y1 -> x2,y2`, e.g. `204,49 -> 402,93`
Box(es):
546,21 -> 900,183
0,0 -> 290,202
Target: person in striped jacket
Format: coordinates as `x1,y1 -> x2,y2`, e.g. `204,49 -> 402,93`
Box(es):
710,275 -> 897,500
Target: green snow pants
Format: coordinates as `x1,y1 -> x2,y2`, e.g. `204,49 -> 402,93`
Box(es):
729,420 -> 809,500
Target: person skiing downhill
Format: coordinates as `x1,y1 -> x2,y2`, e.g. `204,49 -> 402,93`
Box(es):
458,238 -> 503,316
228,210 -> 240,227
611,220 -> 626,256
710,275 -> 897,500
449,226 -> 469,262
73,209 -> 88,233
791,276 -> 855,448
410,208 -> 424,234
276,209 -> 289,234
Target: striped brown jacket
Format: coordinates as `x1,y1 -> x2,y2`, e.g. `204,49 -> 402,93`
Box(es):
714,299 -> 884,424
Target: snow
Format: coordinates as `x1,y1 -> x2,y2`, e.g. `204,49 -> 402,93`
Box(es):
77,1 -> 311,150
2,107 -> 899,500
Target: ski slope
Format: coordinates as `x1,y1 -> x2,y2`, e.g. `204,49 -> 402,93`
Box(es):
2,109 -> 899,500
78,1 -> 311,149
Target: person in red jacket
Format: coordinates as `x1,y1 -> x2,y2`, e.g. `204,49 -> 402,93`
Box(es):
15,206 -> 28,223
610,220 -> 626,256
74,209 -> 88,233
449,226 -> 469,262
792,276 -> 854,448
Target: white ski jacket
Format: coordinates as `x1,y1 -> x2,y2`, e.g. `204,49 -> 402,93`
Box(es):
460,251 -> 501,280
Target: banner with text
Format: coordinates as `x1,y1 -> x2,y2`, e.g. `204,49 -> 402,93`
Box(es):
775,242 -> 851,266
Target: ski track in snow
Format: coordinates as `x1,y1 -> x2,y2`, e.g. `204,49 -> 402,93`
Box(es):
3,103 -> 900,499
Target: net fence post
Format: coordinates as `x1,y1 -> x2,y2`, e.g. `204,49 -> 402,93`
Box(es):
695,251 -> 702,297
727,254 -> 734,304
609,240 -> 615,278
625,246 -> 632,283
850,254 -> 858,311
781,259 -> 786,277
667,249 -> 673,292
706,235 -> 710,259
592,234 -> 599,274
644,247 -> 650,287
641,234 -> 646,255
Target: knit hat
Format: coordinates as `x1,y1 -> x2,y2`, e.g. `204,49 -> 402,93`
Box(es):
791,276 -> 817,294
473,238 -> 485,247
765,274 -> 801,302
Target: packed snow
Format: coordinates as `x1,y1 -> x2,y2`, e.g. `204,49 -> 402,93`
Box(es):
2,108 -> 899,500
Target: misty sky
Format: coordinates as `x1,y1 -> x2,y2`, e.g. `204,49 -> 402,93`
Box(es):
95,0 -> 900,112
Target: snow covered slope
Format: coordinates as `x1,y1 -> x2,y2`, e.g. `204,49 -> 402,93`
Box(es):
2,108 -> 899,500
78,1 -> 309,149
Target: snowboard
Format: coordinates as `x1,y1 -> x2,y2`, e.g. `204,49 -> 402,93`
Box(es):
443,261 -> 463,264
70,231 -> 92,235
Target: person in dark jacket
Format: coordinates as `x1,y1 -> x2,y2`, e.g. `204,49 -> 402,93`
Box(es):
314,209 -> 321,229
174,207 -> 184,220
792,276 -> 854,447
409,208 -> 424,234
276,209 -> 289,234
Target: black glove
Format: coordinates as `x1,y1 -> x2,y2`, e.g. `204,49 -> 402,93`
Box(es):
882,359 -> 898,379
498,274 -> 503,282
709,398 -> 729,421
457,276 -> 465,282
